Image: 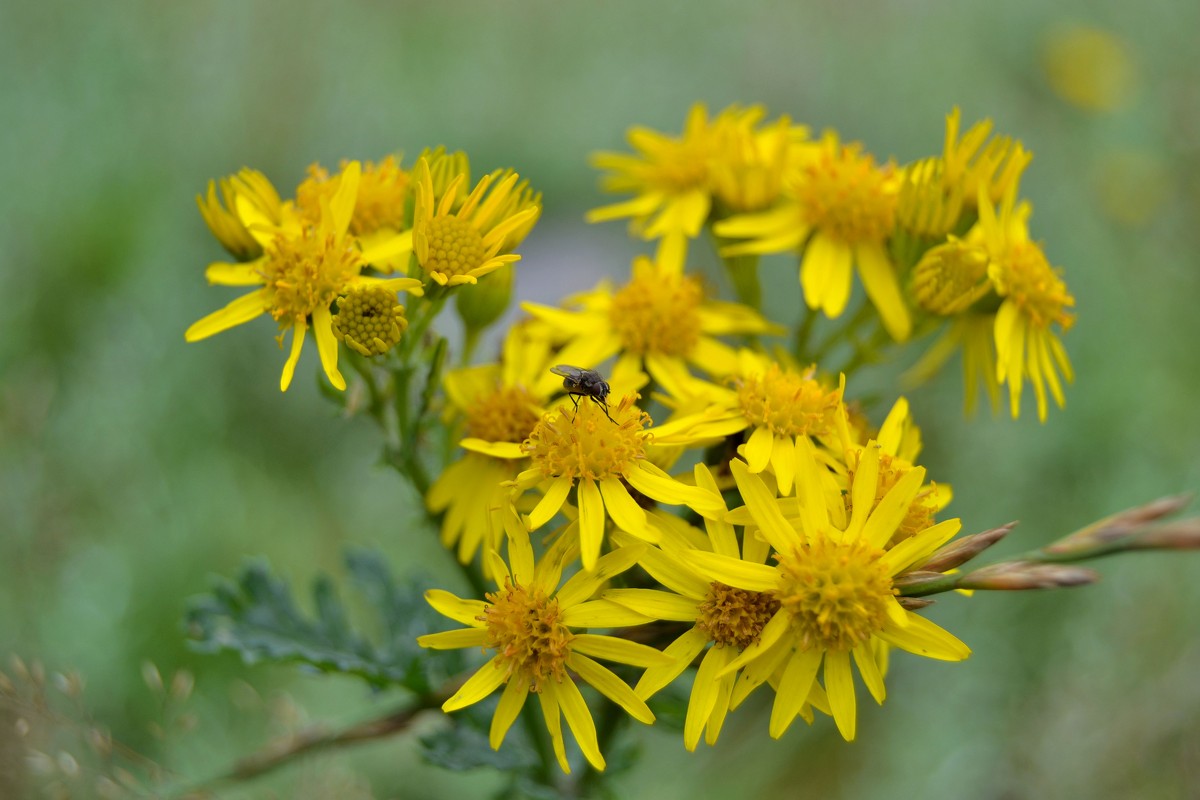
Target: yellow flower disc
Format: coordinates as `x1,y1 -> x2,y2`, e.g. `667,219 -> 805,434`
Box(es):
524,396 -> 649,482
697,583 -> 781,650
331,286 -> 407,357
608,272 -> 703,356
465,385 -> 542,444
420,216 -> 487,280
483,580 -> 573,692
262,230 -> 362,325
910,238 -> 991,315
795,144 -> 896,244
776,536 -> 894,652
737,365 -> 841,437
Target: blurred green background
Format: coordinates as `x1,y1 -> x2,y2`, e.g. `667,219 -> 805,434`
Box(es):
2,0 -> 1199,797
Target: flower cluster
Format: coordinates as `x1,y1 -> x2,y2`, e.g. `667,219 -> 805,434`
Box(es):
187,152 -> 540,391
186,105 -> 1200,785
589,104 -> 1075,420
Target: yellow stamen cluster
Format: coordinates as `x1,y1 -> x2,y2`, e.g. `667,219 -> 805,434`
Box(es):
609,273 -> 703,356
262,231 -> 362,324
776,536 -> 894,652
696,582 -> 781,651
482,580 -> 573,692
910,238 -> 991,315
420,216 -> 487,281
794,142 -> 896,244
737,365 -> 841,437
523,396 -> 649,481
331,286 -> 407,357
465,385 -> 542,444
989,241 -> 1075,330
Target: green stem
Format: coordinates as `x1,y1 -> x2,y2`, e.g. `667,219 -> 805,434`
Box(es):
792,308 -> 817,362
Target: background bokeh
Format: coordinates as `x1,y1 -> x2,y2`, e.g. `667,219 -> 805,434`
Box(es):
3,1 -> 1199,797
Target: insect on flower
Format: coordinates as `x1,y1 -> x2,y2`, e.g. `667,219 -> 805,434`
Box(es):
550,364 -> 616,424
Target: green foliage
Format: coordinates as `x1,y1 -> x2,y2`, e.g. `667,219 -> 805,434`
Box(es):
185,549 -> 463,692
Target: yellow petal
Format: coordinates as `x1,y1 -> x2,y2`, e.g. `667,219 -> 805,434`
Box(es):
279,320 -> 306,392
802,232 -> 852,317
489,677 -> 529,750
729,460 -> 796,554
878,612 -> 971,661
562,599 -> 655,628
423,590 -> 486,626
678,549 -> 778,593
577,479 -> 605,572
551,679 -> 605,772
417,628 -> 489,650
768,647 -> 823,739
635,627 -> 709,701
601,588 -> 700,621
853,642 -> 886,705
536,689 -> 570,774
184,289 -> 267,342
571,633 -> 674,668
683,646 -> 725,751
460,439 -> 526,459
442,657 -> 505,711
568,653 -> 655,725
311,306 -> 346,391
598,477 -> 647,537
855,241 -> 911,341
743,425 -> 774,472
525,476 -> 572,530
824,650 -> 857,741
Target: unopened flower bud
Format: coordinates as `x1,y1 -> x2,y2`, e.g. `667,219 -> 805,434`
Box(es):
919,522 -> 1017,573
958,561 -> 1098,591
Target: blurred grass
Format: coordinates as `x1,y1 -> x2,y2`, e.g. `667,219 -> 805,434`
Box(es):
2,0 -> 1199,797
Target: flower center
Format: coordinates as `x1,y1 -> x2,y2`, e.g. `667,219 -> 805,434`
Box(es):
909,238 -> 991,315
608,272 -> 703,356
846,452 -> 939,547
261,230 -> 362,325
776,535 -> 894,652
793,143 -> 896,244
420,216 -> 487,279
988,241 -> 1076,330
482,580 -> 573,692
465,385 -> 542,443
331,286 -> 407,357
697,582 -> 781,650
737,365 -> 841,437
523,396 -> 649,481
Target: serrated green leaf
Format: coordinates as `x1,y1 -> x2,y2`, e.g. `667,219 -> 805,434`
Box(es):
185,551 -> 463,691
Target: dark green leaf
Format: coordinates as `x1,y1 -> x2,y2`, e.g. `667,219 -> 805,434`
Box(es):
185,550 -> 463,691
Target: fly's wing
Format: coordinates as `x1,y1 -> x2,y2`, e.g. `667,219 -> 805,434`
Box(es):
550,364 -> 582,379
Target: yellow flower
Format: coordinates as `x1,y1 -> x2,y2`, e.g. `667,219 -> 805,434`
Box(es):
196,168 -> 283,261
710,112 -> 808,215
1041,25 -> 1137,113
677,447 -> 970,741
185,162 -> 424,391
976,183 -> 1075,421
412,157 -> 541,287
602,464 -> 825,750
521,247 -> 780,383
297,156 -> 413,273
940,107 -> 1031,212
428,328 -> 555,563
417,530 -> 672,774
714,132 -> 912,341
837,397 -> 952,548
463,394 -> 725,572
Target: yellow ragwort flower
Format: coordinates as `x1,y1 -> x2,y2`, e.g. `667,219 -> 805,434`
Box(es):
941,107 -> 1031,212
428,327 -> 555,563
715,132 -> 912,341
603,464 -> 826,750
677,447 -> 970,742
976,183 -> 1075,421
418,530 -> 672,774
412,157 -> 540,287
463,394 -> 725,572
521,247 -> 780,385
196,168 -> 283,261
185,162 -> 423,391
